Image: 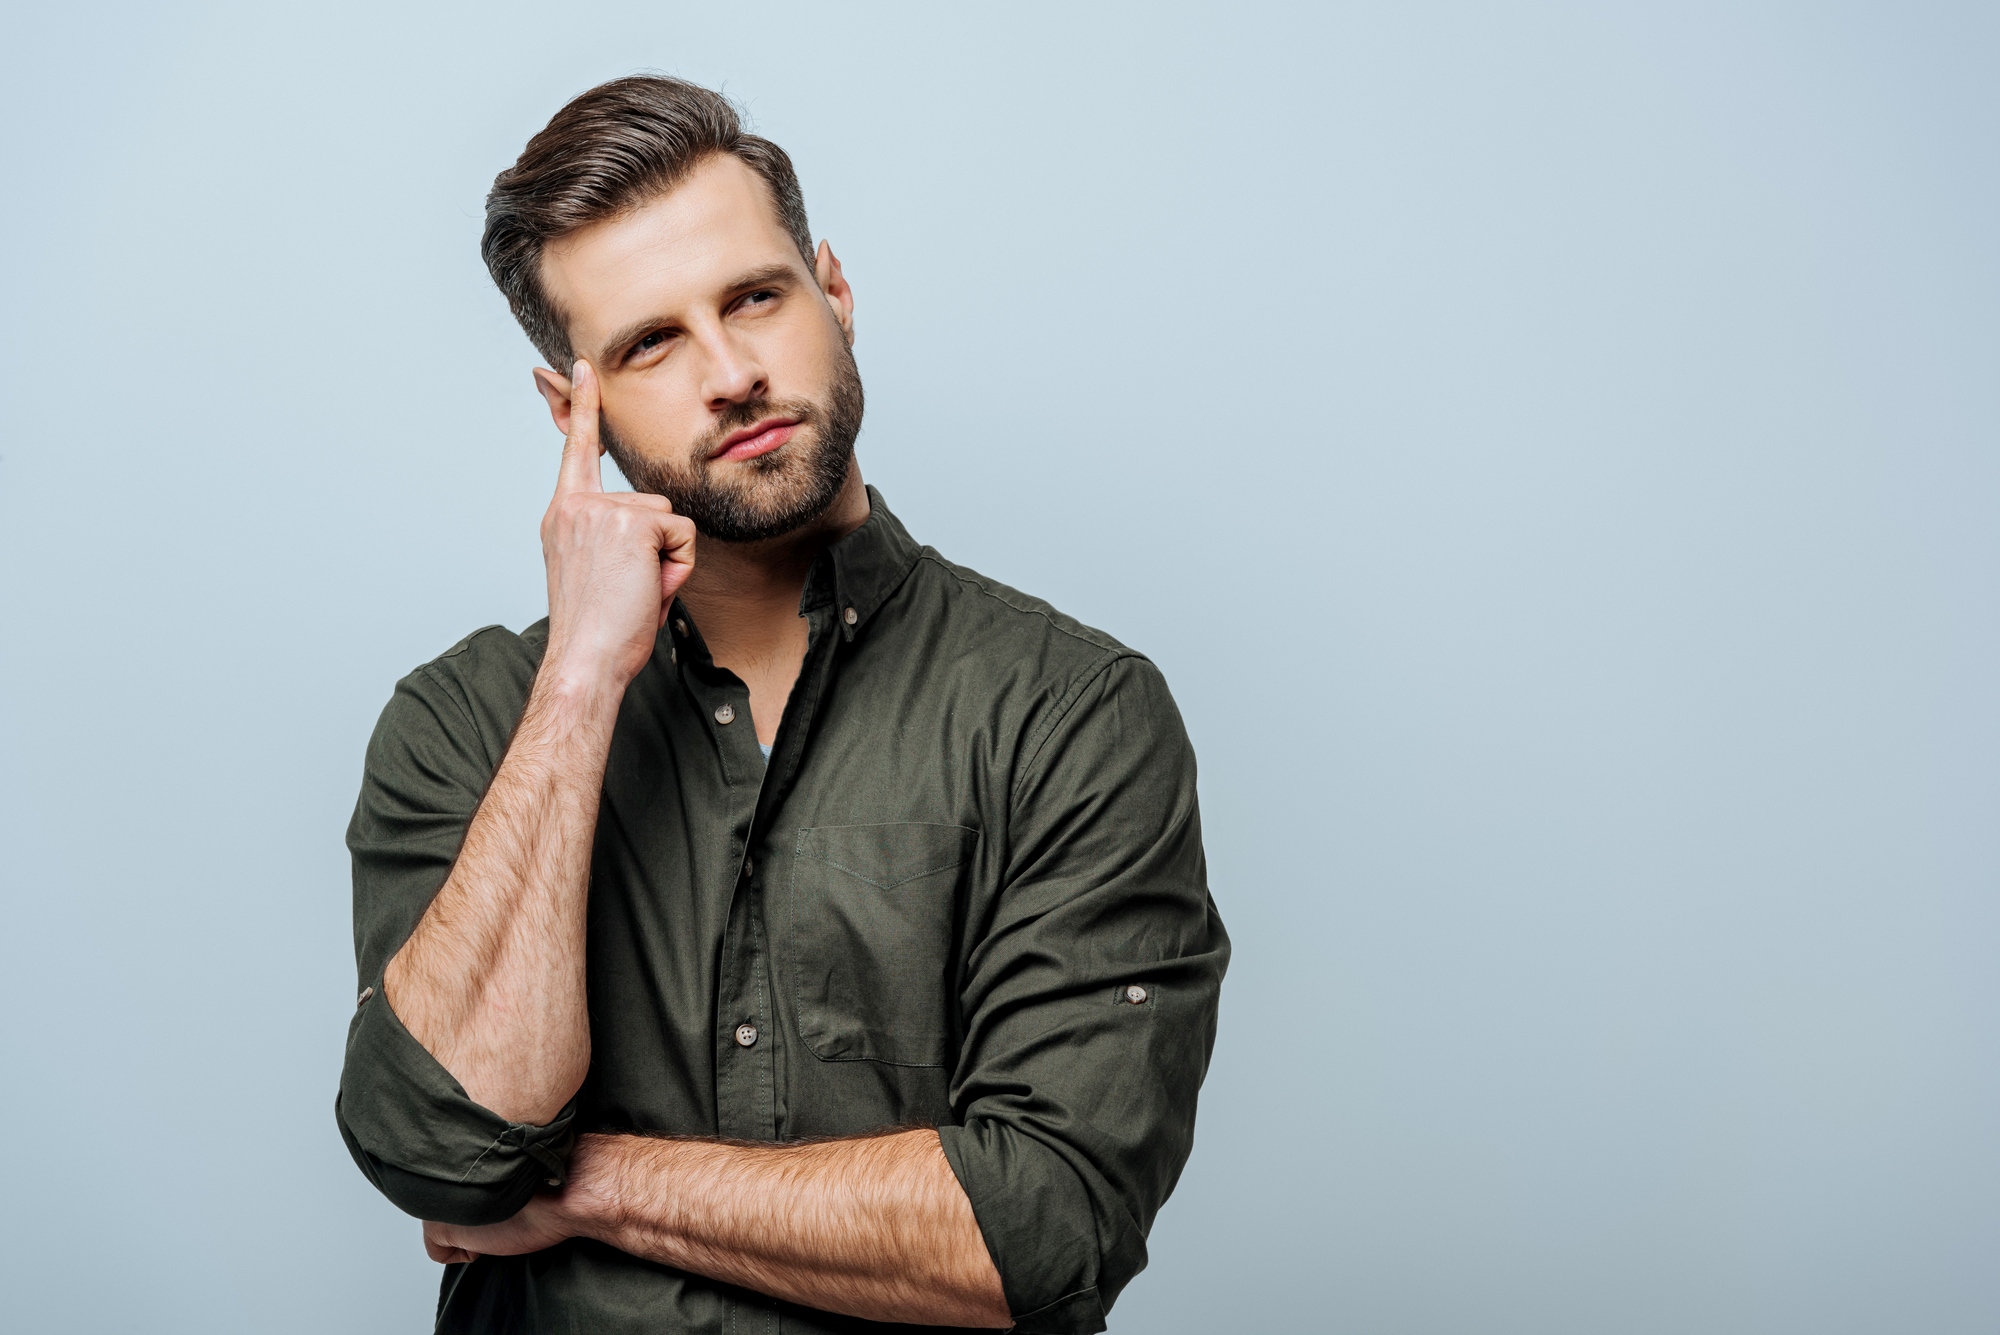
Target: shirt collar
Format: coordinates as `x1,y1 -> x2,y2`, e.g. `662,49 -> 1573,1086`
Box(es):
799,485 -> 922,640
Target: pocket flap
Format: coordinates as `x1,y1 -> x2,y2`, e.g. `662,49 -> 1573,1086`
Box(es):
797,822 -> 979,890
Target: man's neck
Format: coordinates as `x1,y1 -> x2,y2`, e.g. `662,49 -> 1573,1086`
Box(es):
675,467 -> 869,737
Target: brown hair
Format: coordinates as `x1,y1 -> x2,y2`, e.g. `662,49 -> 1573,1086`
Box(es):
481,75 -> 814,369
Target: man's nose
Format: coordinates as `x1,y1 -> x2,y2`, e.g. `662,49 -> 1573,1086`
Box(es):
700,330 -> 768,409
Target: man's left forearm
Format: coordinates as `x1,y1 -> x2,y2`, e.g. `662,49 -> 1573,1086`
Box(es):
425,1129 -> 1012,1329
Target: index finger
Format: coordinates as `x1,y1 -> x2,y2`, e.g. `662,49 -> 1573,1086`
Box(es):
556,359 -> 604,495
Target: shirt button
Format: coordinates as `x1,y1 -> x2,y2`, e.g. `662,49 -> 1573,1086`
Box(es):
1124,984 -> 1149,1005
714,704 -> 736,725
674,618 -> 689,636
742,858 -> 754,880
356,985 -> 374,1007
843,606 -> 858,626
734,1022 -> 759,1048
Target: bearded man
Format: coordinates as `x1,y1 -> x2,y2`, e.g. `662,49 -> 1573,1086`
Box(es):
336,75 -> 1228,1335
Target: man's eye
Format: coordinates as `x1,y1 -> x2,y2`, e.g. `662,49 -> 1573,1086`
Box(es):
742,290 -> 776,307
636,330 -> 670,352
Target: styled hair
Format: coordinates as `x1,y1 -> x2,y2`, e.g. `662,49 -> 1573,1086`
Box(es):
481,75 -> 814,369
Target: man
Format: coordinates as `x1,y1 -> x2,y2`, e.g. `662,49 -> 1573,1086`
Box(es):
337,75 -> 1228,1335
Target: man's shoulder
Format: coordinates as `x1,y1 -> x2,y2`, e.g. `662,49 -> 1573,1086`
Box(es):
406,618 -> 547,687
908,549 -> 1137,668
428,618 -> 547,665
379,620 -> 550,742
900,549 -> 1190,779
353,622 -> 552,829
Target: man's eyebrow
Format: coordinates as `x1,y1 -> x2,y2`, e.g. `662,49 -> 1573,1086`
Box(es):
599,312 -> 675,361
596,264 -> 806,362
721,262 -> 803,296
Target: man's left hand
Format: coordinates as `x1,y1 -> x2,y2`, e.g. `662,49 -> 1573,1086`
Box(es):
424,1195 -> 572,1264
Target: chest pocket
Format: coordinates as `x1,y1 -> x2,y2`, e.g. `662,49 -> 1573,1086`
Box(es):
787,822 -> 980,1067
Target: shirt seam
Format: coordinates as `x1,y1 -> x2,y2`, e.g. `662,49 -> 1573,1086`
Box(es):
413,661 -> 485,739
456,1131 -> 511,1185
1012,1284 -> 1105,1321
914,551 -> 1132,657
454,1114 -> 569,1185
809,853 -> 971,890
910,552 -> 1143,802
1013,653 -> 1125,804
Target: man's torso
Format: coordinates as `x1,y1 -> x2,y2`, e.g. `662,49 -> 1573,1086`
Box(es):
345,494 -> 1205,1333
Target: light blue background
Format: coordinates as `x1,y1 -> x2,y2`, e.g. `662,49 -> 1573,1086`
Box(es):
2,3 -> 1995,1331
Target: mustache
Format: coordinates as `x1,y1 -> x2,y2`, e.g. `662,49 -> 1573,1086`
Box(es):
695,398 -> 819,458
600,397 -> 821,466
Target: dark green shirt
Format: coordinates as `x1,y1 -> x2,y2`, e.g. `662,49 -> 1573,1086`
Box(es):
337,490 -> 1228,1335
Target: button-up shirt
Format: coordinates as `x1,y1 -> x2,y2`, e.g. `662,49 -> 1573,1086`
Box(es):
336,490 -> 1229,1335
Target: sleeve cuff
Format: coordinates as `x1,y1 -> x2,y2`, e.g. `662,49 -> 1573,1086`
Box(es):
938,1121 -> 1115,1334
335,982 -> 577,1225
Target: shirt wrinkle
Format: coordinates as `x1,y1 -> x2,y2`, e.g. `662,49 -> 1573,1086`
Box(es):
413,662 -> 485,736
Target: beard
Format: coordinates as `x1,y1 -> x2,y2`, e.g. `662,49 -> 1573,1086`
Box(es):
601,342 -> 864,543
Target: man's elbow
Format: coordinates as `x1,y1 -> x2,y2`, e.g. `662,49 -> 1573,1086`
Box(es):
336,985 -> 579,1224
335,1091 -> 567,1225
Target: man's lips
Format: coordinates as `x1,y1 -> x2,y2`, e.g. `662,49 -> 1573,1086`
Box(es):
711,418 -> 799,462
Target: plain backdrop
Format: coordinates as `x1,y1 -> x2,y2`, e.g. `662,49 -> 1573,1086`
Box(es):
2,3 -> 1995,1332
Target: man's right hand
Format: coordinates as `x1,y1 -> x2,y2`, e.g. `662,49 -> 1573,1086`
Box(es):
539,360 -> 697,690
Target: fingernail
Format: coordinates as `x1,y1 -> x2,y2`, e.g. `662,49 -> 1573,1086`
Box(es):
572,360 -> 586,385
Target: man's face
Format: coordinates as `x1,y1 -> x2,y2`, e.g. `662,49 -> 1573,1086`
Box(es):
537,154 -> 862,542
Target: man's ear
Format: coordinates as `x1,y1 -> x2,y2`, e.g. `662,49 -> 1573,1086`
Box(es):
814,241 -> 856,346
532,366 -> 576,435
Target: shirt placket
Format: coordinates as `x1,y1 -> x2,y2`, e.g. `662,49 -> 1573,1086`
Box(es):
661,609 -> 768,1142
671,600 -> 840,1144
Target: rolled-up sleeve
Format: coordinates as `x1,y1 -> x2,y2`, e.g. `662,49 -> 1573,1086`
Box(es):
336,646 -> 574,1225
937,655 -> 1230,1335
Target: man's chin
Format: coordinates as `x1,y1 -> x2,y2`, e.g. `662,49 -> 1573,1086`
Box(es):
696,502 -> 818,544
708,486 -> 849,543
624,459 -> 853,545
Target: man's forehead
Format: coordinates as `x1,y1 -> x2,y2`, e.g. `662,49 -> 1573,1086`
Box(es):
542,155 -> 804,350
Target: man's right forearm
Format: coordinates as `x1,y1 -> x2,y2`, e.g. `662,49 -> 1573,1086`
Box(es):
381,358 -> 694,1128
382,669 -> 623,1125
